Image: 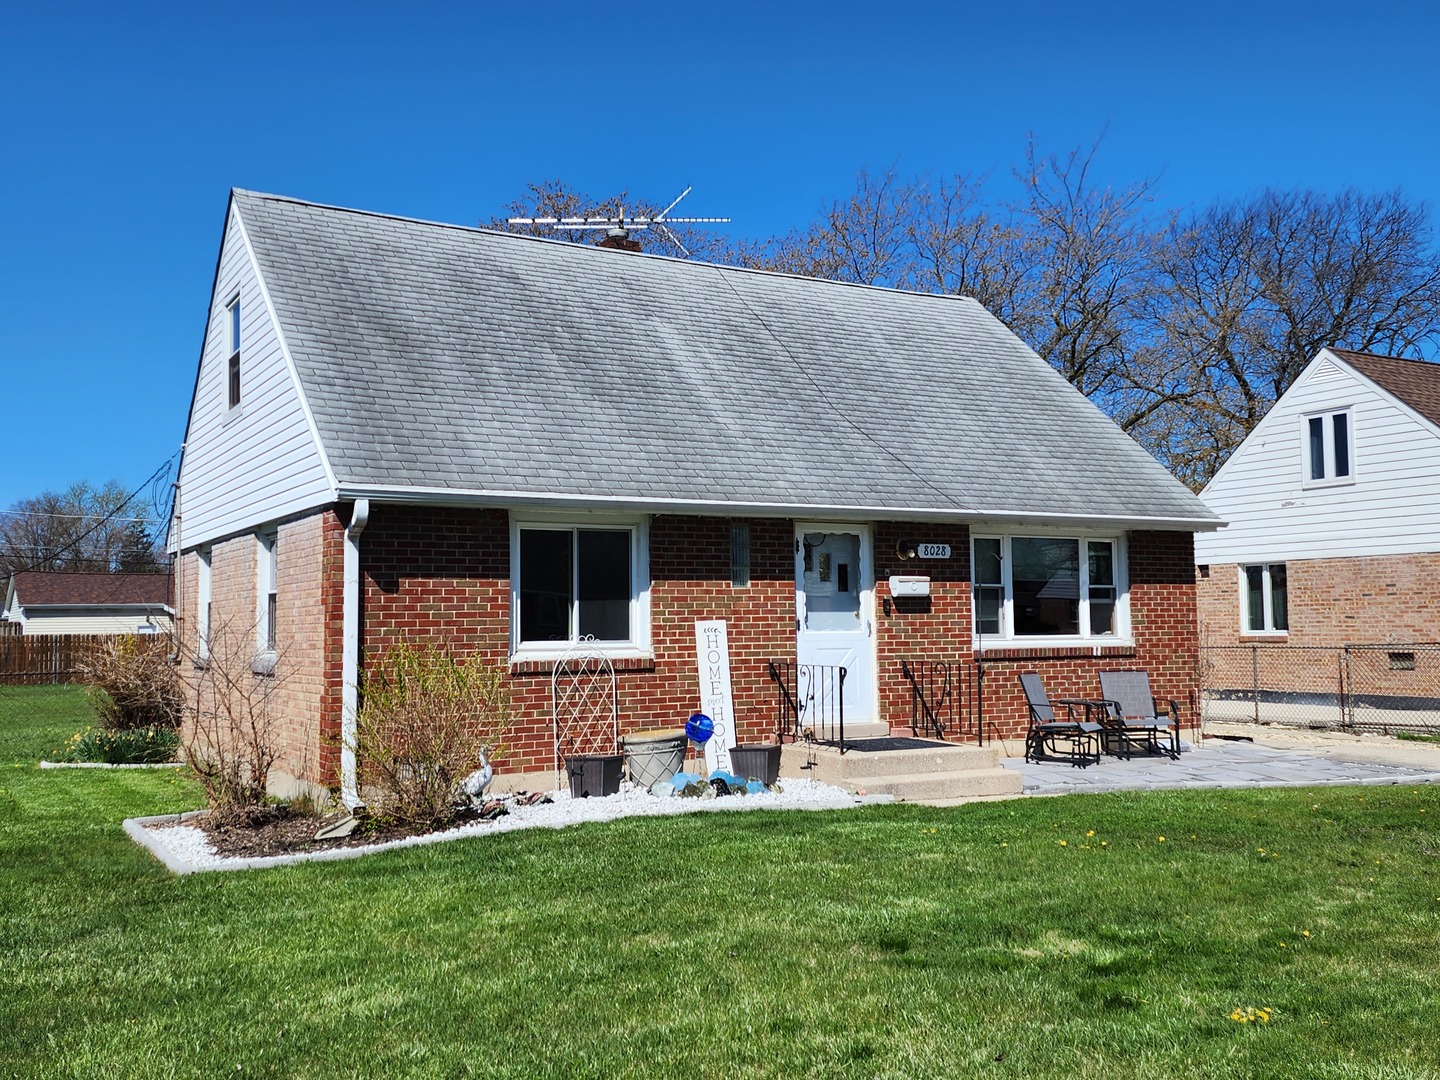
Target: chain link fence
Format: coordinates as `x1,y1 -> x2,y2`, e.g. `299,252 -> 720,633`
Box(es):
1200,643 -> 1440,734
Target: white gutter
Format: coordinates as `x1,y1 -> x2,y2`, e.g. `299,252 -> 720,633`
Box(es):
334,483 -> 1223,532
340,498 -> 370,809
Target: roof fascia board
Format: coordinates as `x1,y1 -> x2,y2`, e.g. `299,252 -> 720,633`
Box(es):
336,484 -> 1220,531
232,203 -> 340,497
169,191 -> 238,550
24,604 -> 175,615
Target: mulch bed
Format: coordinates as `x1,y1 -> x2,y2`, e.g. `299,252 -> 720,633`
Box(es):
180,805 -> 481,859
169,794 -> 547,859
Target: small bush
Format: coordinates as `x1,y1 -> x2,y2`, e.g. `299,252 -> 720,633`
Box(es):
81,636 -> 183,732
352,641 -> 511,826
64,724 -> 180,764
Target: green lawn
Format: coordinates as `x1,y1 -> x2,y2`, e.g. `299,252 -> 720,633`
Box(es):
2,685 -> 1438,1078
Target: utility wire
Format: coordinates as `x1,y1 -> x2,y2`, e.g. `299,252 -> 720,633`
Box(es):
1,452 -> 180,584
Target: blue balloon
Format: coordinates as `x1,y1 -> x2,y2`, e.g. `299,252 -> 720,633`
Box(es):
685,712 -> 715,743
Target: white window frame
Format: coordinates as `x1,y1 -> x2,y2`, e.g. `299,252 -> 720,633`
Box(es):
1240,563 -> 1288,636
509,514 -> 651,661
226,295 -> 242,411
253,528 -> 278,670
971,530 -> 1131,646
1301,407 -> 1354,488
196,546 -> 212,663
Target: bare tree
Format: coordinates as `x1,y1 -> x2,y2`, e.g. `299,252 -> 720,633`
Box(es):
1147,188 -> 1440,486
0,479 -> 164,574
181,613 -> 286,820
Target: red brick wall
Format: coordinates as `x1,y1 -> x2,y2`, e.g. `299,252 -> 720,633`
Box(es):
873,528 -> 1200,740
1199,553 -> 1440,647
1196,552 -> 1440,704
358,509 -> 796,775
177,508 -> 346,790
356,511 -> 1201,770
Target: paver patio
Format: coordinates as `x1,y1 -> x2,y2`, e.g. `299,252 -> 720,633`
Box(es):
1003,728 -> 1440,795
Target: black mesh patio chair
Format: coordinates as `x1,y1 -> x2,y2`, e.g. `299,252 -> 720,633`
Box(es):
1097,670 -> 1181,760
1018,672 -> 1102,767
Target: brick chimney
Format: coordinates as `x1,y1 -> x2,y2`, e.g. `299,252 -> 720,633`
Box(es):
596,227 -> 642,252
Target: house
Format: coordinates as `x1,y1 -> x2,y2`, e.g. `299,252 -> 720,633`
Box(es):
1196,347 -> 1440,643
172,189 -> 1217,802
1195,348 -> 1440,716
0,571 -> 173,635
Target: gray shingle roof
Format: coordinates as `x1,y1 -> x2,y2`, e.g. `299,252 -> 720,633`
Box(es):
233,190 -> 1216,527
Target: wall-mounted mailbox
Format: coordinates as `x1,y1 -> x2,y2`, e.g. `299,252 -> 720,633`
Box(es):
888,575 -> 931,598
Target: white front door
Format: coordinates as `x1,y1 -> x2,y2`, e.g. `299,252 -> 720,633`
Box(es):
795,523 -> 875,726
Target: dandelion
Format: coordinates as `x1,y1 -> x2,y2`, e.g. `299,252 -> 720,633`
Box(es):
1158,836 -> 1166,842
1301,930 -> 1311,938
1058,840 -> 1068,847
1100,841 -> 1108,848
1086,830 -> 1095,837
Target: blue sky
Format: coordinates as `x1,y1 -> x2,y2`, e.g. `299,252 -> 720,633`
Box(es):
2,0 -> 1438,521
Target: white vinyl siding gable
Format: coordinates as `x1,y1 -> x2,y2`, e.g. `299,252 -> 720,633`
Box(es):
175,206 -> 334,547
1197,351 -> 1440,564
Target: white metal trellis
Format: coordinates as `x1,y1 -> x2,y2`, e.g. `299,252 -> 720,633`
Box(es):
550,636 -> 619,788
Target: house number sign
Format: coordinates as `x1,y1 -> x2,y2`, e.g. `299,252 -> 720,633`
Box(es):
917,543 -> 951,559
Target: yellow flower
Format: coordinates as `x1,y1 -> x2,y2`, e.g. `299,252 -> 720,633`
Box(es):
1158,835 -> 1166,842
1058,840 -> 1068,847
1086,830 -> 1095,837
1100,841 -> 1108,847
1301,930 -> 1310,938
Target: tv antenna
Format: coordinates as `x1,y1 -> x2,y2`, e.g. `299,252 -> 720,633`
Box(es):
507,186 -> 729,257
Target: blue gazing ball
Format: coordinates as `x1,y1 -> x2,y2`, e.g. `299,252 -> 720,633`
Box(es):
685,712 -> 715,744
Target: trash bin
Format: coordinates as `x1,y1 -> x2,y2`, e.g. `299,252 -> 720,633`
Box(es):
566,754 -> 624,798
620,728 -> 688,790
729,743 -> 782,785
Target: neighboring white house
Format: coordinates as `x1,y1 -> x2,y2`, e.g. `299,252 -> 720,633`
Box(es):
1196,347 -> 1440,647
1,571 -> 174,636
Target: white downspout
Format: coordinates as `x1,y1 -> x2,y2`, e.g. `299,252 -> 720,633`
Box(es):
341,498 -> 370,809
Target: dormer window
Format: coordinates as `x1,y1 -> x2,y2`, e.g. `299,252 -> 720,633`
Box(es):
227,297 -> 241,409
1303,408 -> 1352,485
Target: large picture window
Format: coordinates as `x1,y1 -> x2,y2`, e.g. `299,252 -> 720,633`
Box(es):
513,520 -> 649,655
972,533 -> 1125,641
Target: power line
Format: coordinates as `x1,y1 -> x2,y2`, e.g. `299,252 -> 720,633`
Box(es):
0,508 -> 159,523
1,452 -> 180,580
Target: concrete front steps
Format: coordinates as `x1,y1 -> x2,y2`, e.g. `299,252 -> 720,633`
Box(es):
778,735 -> 1023,805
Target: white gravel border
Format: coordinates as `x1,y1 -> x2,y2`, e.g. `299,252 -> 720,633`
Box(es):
125,779 -> 887,874
41,761 -> 186,770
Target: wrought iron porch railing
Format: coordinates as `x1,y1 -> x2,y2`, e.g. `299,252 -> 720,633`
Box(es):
899,658 -> 982,744
767,660 -> 848,753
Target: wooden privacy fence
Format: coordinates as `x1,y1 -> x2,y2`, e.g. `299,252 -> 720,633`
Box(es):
0,634 -> 171,686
